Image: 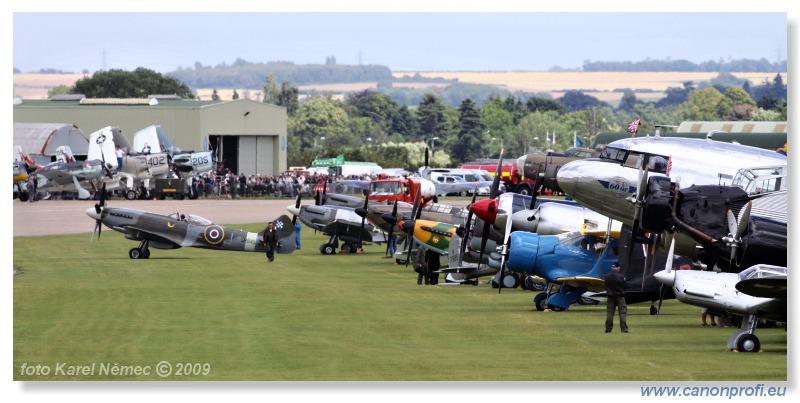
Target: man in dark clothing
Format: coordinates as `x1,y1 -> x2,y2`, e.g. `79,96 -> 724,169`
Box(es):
262,222 -> 279,263
604,261 -> 628,333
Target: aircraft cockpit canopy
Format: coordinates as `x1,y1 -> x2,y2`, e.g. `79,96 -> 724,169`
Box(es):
186,214 -> 213,226
738,264 -> 787,282
600,146 -> 670,175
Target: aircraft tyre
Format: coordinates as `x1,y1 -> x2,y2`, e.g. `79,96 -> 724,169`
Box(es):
734,333 -> 761,353
577,296 -> 599,306
125,190 -> 137,200
500,272 -> 519,288
18,192 -> 29,202
320,244 -> 336,255
524,276 -> 546,291
533,293 -> 548,311
129,248 -> 143,259
142,249 -> 151,259
340,243 -> 353,254
516,185 -> 532,196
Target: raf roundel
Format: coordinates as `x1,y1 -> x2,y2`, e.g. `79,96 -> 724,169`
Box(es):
203,225 -> 225,245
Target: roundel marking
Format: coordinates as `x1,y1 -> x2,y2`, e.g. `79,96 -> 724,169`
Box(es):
203,225 -> 225,245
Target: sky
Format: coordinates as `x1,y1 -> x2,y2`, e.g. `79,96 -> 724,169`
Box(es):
10,7 -> 792,74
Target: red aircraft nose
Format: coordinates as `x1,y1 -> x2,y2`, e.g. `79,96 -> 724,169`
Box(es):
470,198 -> 498,225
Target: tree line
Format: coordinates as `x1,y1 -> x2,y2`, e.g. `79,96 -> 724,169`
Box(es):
60,67 -> 788,171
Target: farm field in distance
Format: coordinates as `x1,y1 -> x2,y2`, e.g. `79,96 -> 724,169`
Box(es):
13,71 -> 784,105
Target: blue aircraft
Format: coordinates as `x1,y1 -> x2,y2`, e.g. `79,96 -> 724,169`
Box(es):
505,225 -> 692,312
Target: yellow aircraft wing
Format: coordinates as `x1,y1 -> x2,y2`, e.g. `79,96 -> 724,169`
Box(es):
554,276 -> 607,293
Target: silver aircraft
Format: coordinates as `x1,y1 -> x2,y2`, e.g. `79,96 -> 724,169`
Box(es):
556,135 -> 787,263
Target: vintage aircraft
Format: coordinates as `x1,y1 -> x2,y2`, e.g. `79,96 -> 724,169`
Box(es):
556,135 -> 788,268
32,145 -> 115,199
132,125 -> 215,198
13,145 -> 41,201
287,194 -> 388,255
655,257 -> 786,352
86,187 -> 296,259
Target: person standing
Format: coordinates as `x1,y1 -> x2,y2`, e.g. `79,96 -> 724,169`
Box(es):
604,261 -> 628,333
26,175 -> 36,202
294,221 -> 302,250
262,222 -> 279,263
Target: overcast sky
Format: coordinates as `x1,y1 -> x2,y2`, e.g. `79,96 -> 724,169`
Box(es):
11,9 -> 791,74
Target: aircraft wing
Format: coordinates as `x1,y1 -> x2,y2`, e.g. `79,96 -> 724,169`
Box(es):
320,221 -> 374,243
120,225 -> 182,249
736,276 -> 787,299
554,276 -> 607,293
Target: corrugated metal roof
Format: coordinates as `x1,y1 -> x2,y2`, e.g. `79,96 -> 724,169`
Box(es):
14,98 -> 225,108
13,123 -> 89,156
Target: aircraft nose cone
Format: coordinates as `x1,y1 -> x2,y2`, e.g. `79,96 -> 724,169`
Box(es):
397,220 -> 415,234
286,205 -> 300,216
653,269 -> 675,287
470,198 -> 498,225
85,206 -> 101,220
555,160 -> 586,198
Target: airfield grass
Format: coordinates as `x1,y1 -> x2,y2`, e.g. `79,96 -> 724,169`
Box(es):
13,227 -> 787,381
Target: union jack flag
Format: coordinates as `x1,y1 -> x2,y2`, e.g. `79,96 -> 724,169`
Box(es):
628,118 -> 640,134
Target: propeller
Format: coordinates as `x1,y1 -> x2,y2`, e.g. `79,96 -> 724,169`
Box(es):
91,183 -> 108,241
476,149 -> 504,268
456,184 -> 479,267
403,189 -> 423,267
383,202 -> 399,257
496,201 -> 515,293
625,154 -> 651,288
356,192 -> 370,241
291,194 -> 301,224
723,200 -> 752,269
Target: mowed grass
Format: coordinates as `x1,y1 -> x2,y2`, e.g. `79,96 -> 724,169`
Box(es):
14,227 -> 787,381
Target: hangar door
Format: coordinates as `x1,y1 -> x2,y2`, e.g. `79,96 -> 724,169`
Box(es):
238,135 -> 275,176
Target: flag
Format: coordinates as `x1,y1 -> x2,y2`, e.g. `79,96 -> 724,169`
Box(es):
628,118 -> 641,135
574,134 -> 584,147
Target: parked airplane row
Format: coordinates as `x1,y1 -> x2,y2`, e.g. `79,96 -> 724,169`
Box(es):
83,130 -> 787,352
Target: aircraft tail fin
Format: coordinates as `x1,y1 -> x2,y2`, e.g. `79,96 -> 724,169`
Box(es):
55,146 -> 75,163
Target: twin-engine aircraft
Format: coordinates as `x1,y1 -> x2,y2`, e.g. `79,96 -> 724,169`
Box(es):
86,188 -> 296,259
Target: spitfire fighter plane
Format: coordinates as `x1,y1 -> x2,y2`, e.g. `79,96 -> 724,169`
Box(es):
86,189 -> 296,259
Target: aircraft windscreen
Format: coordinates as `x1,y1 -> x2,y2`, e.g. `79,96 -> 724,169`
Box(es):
738,265 -> 786,282
186,214 -> 213,226
554,231 -> 585,246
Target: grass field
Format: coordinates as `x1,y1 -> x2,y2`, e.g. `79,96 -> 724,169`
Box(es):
13,228 -> 787,381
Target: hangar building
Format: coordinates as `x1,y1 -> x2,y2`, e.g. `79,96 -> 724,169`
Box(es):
13,96 -> 287,176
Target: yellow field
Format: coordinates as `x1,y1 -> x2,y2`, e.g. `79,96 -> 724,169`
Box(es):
14,71 -> 785,103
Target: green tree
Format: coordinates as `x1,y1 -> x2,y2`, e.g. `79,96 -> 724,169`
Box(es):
71,67 -> 194,98
276,81 -> 299,116
449,99 -> 487,163
416,93 -> 449,141
717,87 -> 756,121
679,87 -> 724,121
47,85 -> 70,98
288,96 -> 353,155
616,90 -> 638,112
557,91 -> 608,113
525,96 -> 563,114
263,73 -> 278,104
480,100 -> 514,157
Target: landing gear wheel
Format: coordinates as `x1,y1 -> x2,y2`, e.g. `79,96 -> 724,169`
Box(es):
340,243 -> 353,254
320,244 -> 335,255
525,276 -> 546,291
125,190 -> 137,200
500,272 -> 519,288
650,305 -> 658,315
533,293 -> 548,311
735,334 -> 761,353
141,249 -> 151,259
577,296 -> 599,306
129,248 -> 143,259
547,304 -> 566,312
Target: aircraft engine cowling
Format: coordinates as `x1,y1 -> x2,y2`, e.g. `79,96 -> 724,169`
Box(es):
506,232 -> 543,274
417,179 -> 436,199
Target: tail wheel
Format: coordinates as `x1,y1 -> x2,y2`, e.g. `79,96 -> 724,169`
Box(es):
125,190 -> 137,200
340,243 -> 352,254
500,272 -> 519,288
